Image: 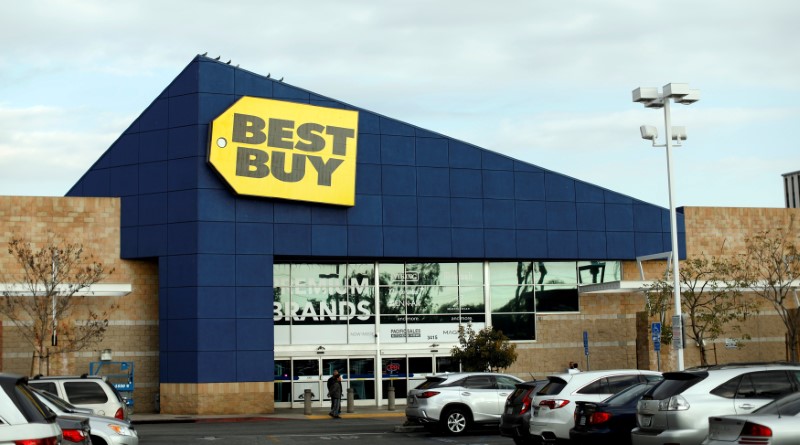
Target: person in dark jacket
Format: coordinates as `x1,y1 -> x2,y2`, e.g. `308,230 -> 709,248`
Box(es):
327,370 -> 343,418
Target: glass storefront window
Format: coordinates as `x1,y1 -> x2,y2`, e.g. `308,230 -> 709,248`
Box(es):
459,286 -> 484,312
490,286 -> 534,313
458,263 -> 484,286
492,313 -> 536,341
577,260 -> 620,283
322,359 -> 347,377
489,262 -> 534,285
349,358 -> 374,378
535,285 -> 579,312
535,261 -> 577,285
293,359 -> 319,378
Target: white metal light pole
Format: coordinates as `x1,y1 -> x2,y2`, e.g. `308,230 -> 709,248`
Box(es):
632,83 -> 700,371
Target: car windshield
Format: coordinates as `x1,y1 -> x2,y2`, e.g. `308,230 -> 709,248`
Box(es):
753,392 -> 800,415
604,383 -> 653,406
537,377 -> 567,396
647,372 -> 706,400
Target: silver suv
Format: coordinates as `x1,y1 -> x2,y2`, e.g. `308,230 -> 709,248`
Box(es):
29,374 -> 129,420
632,363 -> 800,445
405,372 -> 523,434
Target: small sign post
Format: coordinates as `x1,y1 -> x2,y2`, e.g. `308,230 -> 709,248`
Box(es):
583,330 -> 590,370
651,322 -> 662,371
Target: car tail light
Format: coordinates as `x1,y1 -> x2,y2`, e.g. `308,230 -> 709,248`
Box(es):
589,411 -> 612,424
62,429 -> 88,443
417,391 -> 440,399
738,421 -> 772,444
15,437 -> 60,445
539,399 -> 570,409
657,395 -> 690,411
519,389 -> 533,415
114,407 -> 125,419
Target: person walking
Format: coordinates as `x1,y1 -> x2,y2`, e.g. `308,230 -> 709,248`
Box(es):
327,369 -> 343,418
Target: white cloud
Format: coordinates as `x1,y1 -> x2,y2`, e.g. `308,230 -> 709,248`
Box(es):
0,0 -> 799,205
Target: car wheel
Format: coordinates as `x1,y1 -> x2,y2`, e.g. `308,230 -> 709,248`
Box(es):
441,407 -> 470,435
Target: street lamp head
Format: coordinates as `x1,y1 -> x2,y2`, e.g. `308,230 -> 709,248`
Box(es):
677,89 -> 700,105
640,125 -> 658,141
662,83 -> 690,98
632,87 -> 659,104
671,126 -> 687,141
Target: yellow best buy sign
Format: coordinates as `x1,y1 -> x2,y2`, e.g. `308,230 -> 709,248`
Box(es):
208,97 -> 358,206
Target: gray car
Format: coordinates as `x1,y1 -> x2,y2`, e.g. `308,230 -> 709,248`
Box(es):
405,372 -> 523,435
702,391 -> 800,445
632,363 -> 800,445
32,387 -> 139,445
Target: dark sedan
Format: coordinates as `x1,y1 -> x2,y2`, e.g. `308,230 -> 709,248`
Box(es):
499,380 -> 547,445
569,382 -> 656,445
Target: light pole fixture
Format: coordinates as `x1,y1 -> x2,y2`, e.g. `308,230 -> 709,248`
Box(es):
632,83 -> 700,371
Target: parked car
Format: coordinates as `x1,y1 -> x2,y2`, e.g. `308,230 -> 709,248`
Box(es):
0,373 -> 62,445
32,387 -> 140,445
529,369 -> 662,443
569,382 -> 658,445
406,372 -> 523,435
702,391 -> 800,445
29,374 -> 129,420
632,362 -> 800,445
499,379 -> 548,445
56,415 -> 92,445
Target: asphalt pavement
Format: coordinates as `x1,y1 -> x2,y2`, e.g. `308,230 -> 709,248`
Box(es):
131,405 -> 414,428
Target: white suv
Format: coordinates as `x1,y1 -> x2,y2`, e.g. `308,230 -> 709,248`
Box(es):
406,372 -> 523,434
29,374 -> 129,420
0,373 -> 62,444
632,363 -> 800,445
529,369 -> 662,442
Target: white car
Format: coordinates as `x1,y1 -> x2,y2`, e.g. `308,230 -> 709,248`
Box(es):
32,387 -> 139,445
406,372 -> 523,434
529,369 -> 662,442
29,374 -> 129,420
0,373 -> 63,445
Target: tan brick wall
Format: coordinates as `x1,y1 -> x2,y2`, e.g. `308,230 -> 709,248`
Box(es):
0,196 -> 160,413
160,382 -> 274,414
683,206 -> 800,258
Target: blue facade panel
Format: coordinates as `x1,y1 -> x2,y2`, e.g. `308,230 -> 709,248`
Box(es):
67,55 -> 682,385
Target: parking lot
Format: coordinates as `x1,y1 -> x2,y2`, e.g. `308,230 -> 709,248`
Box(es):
134,416 -> 510,445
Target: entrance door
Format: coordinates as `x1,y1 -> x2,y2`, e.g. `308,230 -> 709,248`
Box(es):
274,357 -> 376,408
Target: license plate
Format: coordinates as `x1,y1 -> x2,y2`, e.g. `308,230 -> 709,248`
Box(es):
407,397 -> 413,405
506,406 -> 513,414
533,407 -> 540,417
641,416 -> 652,427
579,416 -> 586,426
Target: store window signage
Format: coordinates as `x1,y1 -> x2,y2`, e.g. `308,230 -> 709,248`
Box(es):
208,97 -> 359,206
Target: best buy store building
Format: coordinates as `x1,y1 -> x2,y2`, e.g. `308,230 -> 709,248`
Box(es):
12,56 -> 690,414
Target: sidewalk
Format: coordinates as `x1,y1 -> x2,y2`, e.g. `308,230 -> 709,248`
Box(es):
131,406 -> 409,424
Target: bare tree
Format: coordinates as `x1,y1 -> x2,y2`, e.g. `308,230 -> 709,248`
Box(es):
1,237 -> 115,375
645,254 -> 756,366
736,224 -> 800,362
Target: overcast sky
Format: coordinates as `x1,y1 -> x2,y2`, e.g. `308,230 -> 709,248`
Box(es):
1,1 -> 798,209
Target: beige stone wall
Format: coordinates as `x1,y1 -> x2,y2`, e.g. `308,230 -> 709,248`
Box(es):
160,382 -> 274,415
0,196 -> 160,413
683,206 -> 800,258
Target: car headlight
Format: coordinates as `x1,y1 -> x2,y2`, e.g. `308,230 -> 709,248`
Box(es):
108,424 -> 135,436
